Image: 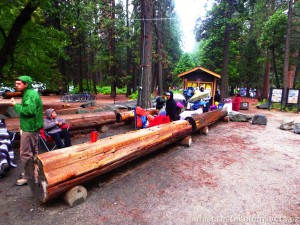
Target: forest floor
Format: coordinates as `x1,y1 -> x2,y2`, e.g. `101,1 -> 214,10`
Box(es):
1,94 -> 300,225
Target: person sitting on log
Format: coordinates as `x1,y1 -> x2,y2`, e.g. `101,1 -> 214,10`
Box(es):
44,109 -> 71,149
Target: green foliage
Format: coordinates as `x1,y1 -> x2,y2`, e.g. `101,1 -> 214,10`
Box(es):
0,1 -> 68,86
1,0 -> 298,96
268,102 -> 299,113
72,85 -> 127,95
129,91 -> 138,100
193,1 -> 243,84
259,10 -> 287,52
173,53 -> 196,75
97,86 -> 111,95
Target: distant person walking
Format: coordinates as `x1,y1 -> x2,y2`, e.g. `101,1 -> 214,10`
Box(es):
10,76 -> 43,186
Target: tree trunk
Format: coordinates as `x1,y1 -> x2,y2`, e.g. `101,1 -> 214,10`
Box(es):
140,0 -> 153,108
282,0 -> 293,103
0,2 -> 38,79
126,0 -> 132,97
156,8 -> 163,96
220,0 -> 232,99
271,46 -> 280,88
109,0 -> 117,97
262,61 -> 270,99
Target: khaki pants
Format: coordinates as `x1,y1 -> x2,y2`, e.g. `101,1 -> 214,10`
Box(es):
19,130 -> 39,168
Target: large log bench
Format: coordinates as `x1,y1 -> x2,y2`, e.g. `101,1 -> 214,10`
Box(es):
25,109 -> 228,204
4,111 -> 117,133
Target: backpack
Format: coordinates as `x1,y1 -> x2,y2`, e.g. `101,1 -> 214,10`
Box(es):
135,107 -> 148,129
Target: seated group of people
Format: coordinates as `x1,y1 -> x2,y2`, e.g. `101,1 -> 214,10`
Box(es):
136,90 -> 184,129
186,87 -> 221,112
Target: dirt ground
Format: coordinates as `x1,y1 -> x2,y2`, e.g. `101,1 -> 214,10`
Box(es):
1,95 -> 300,225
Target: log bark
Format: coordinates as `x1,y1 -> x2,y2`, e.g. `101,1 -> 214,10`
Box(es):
25,120 -> 193,203
4,111 -> 116,132
115,108 -> 158,123
185,109 -> 228,133
2,91 -> 22,99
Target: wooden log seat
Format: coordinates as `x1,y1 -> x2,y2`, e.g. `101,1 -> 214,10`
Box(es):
25,120 -> 193,203
2,91 -> 22,99
4,111 -> 117,133
185,109 -> 228,133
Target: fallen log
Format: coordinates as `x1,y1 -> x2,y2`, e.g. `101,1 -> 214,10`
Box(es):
115,108 -> 159,123
2,91 -> 22,99
185,109 -> 227,133
25,120 -> 193,203
4,111 -> 116,133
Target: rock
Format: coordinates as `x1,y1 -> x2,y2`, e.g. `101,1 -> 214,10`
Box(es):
294,123 -> 300,134
80,101 -> 96,108
76,108 -> 91,114
279,118 -> 294,130
62,185 -> 87,207
228,111 -> 252,122
252,114 -> 267,125
114,104 -> 128,109
256,102 -> 269,109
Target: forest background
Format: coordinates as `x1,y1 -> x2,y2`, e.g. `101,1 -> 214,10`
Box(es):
0,0 -> 299,109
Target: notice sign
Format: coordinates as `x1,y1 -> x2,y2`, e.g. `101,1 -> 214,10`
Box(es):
287,89 -> 299,104
270,88 -> 283,103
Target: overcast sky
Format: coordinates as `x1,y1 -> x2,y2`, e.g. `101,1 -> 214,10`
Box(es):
174,0 -> 213,52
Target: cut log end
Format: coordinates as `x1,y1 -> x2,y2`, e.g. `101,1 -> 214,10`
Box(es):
223,116 -> 229,122
201,126 -> 209,135
25,156 -> 49,203
62,185 -> 87,207
179,135 -> 192,147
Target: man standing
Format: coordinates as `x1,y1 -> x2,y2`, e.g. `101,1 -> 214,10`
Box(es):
10,76 -> 43,186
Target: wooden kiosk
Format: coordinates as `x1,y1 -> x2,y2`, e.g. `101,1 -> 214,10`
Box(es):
178,66 -> 221,104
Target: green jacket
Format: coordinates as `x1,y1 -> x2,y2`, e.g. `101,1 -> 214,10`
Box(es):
14,77 -> 44,132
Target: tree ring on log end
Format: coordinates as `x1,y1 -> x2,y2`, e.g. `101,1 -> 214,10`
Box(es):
25,156 -> 48,203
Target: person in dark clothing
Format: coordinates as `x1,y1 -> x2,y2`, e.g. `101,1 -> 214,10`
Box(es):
155,96 -> 165,110
165,91 -> 179,121
214,90 -> 221,102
